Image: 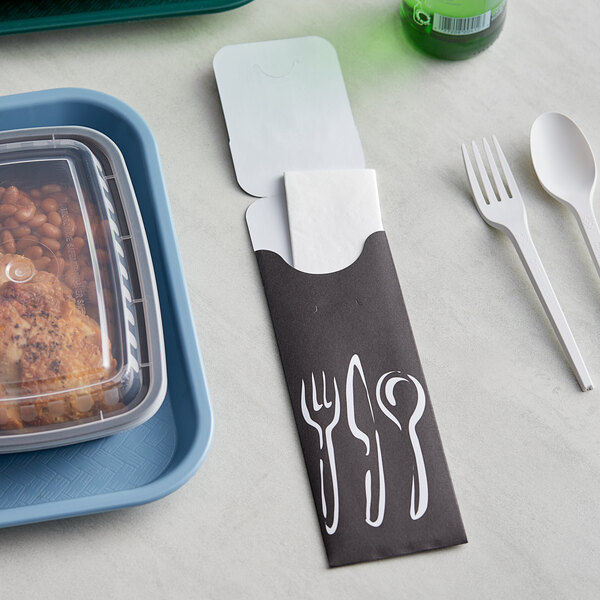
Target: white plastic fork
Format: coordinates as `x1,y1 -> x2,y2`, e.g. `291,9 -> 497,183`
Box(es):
462,136 -> 593,392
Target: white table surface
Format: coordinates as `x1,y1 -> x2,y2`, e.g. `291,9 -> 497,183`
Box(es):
1,1 -> 599,598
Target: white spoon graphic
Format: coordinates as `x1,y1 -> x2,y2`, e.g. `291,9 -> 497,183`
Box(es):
376,372 -> 428,521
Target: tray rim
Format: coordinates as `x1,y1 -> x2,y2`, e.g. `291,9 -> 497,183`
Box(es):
0,87 -> 214,528
0,0 -> 254,37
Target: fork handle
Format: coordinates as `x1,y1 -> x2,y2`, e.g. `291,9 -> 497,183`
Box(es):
571,198 -> 600,281
510,226 -> 593,392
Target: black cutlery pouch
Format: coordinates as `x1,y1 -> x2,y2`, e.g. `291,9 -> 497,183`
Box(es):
256,231 -> 467,567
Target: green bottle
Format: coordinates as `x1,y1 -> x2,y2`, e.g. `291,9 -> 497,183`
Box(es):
401,0 -> 507,60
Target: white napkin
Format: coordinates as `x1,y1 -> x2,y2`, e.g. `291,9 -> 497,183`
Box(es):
284,169 -> 383,274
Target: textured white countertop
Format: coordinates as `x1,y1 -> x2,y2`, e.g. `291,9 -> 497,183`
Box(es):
0,1 -> 599,598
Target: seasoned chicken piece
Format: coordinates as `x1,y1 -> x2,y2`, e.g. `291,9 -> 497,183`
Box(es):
0,255 -> 119,430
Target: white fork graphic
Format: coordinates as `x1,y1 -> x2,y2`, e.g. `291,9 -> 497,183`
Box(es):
300,372 -> 341,535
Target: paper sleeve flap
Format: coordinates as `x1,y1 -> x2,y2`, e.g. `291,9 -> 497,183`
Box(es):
214,36 -> 365,198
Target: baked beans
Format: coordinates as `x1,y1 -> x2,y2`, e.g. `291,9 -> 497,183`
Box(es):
0,183 -> 112,310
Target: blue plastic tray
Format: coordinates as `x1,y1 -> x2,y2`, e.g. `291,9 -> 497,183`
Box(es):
0,88 -> 213,528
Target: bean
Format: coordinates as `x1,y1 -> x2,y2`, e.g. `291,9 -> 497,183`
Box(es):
81,266 -> 94,281
68,201 -> 82,215
47,211 -> 62,228
40,237 -> 61,252
29,189 -> 42,199
12,226 -> 31,238
87,281 -> 97,303
0,205 -> 17,218
28,212 -> 47,228
47,257 -> 65,277
96,249 -> 109,265
16,235 -> 39,252
62,268 -> 78,288
33,257 -> 51,270
1,230 -> 15,253
40,223 -> 61,239
62,215 -> 76,237
23,245 -> 43,260
40,184 -> 63,194
3,217 -> 18,229
49,192 -> 69,204
73,237 -> 86,253
74,215 -> 86,237
15,204 -> 36,223
17,192 -> 32,206
41,198 -> 59,213
2,186 -> 18,205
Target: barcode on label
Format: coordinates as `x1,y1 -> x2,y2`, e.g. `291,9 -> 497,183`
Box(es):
432,11 -> 491,36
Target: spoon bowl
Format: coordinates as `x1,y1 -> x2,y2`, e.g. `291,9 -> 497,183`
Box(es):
530,112 -> 600,278
531,112 -> 597,205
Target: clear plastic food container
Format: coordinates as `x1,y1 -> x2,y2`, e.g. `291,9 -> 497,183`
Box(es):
0,127 -> 166,452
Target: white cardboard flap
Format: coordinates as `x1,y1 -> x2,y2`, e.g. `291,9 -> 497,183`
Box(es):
245,194 -> 293,264
213,36 -> 365,198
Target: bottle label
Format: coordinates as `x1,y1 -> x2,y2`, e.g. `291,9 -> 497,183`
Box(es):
432,11 -> 491,36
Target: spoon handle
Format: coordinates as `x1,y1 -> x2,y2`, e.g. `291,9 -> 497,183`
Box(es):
510,225 -> 593,392
572,200 -> 600,280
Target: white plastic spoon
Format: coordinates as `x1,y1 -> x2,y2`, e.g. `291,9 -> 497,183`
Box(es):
531,112 -> 600,277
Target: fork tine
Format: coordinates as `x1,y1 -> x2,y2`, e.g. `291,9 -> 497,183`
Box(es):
492,135 -> 520,198
311,372 -> 322,411
461,143 -> 488,209
483,138 -> 510,201
471,140 -> 498,204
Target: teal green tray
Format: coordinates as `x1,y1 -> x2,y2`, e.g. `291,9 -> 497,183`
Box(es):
0,0 -> 253,36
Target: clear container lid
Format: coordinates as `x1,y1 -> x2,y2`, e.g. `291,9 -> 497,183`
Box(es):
0,134 -> 163,446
